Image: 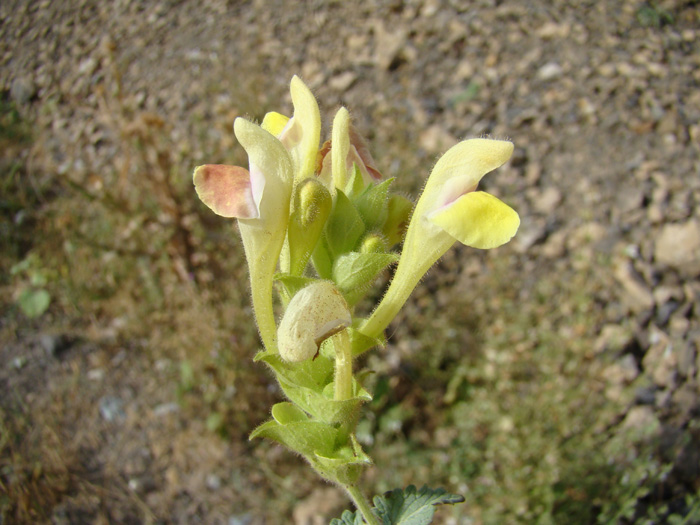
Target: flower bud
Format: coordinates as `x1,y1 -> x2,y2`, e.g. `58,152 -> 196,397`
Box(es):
278,281 -> 352,362
288,178 -> 332,276
359,233 -> 388,254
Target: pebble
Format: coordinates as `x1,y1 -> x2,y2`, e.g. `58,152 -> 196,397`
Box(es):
329,71 -> 357,92
642,331 -> 678,389
654,220 -> 700,276
418,124 -> 458,153
153,402 -> 180,417
99,396 -> 126,422
537,62 -> 563,81
613,261 -> 654,313
532,186 -> 562,215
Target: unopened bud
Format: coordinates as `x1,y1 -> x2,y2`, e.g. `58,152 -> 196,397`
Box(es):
359,233 -> 388,254
288,179 -> 332,276
278,281 -> 352,362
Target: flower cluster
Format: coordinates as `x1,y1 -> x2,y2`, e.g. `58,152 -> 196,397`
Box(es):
193,76 -> 518,508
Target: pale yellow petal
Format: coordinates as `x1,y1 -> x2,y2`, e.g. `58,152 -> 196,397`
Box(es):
289,76 -> 322,181
430,191 -> 520,249
261,111 -> 290,137
424,138 -> 514,212
331,107 -> 350,189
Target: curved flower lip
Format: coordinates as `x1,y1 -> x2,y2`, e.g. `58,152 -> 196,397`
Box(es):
193,164 -> 264,219
420,138 -> 519,249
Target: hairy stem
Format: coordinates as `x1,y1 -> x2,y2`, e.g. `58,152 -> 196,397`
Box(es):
333,329 -> 353,401
346,484 -> 379,525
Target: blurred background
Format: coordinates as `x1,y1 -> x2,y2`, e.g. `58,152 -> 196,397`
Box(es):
1,0 -> 699,523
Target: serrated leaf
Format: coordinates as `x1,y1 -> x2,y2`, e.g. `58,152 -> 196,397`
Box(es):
326,191 -> 365,257
18,288 -> 50,318
373,485 -> 466,525
333,252 -> 398,305
331,485 -> 464,525
330,509 -> 365,525
353,178 -> 393,230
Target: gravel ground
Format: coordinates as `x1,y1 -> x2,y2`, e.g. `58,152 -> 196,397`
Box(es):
1,0 -> 699,523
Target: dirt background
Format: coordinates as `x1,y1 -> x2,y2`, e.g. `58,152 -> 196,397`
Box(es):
1,0 -> 699,524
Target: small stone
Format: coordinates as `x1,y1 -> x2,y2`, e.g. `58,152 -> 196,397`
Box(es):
634,386 -> 656,405
654,220 -> 700,276
678,343 -> 696,380
293,487 -> 347,525
87,368 -> 105,381
418,125 -> 458,154
153,402 -> 180,417
228,514 -> 252,525
10,76 -> 35,105
329,71 -> 356,92
622,406 -> 660,435
567,222 -> 607,249
38,333 -> 73,358
206,473 -> 221,491
99,396 -> 126,422
642,330 -> 678,389
541,228 -> 567,259
372,22 -> 407,70
537,62 -> 563,81
614,261 -> 654,312
602,354 -> 639,385
533,186 -> 562,215
513,218 -> 547,253
655,294 -> 682,325
594,324 -> 634,354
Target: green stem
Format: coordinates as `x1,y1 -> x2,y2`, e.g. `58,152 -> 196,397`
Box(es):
333,329 -> 353,401
346,484 -> 379,525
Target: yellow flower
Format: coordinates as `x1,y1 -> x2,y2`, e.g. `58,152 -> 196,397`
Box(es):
261,75 -> 321,184
193,118 -> 293,351
361,138 -> 519,340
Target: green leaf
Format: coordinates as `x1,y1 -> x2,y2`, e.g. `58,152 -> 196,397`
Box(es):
373,485 -> 465,525
331,485 -> 465,525
311,434 -> 372,485
333,252 -> 398,305
311,235 -> 333,279
326,191 -> 366,257
271,402 -> 308,424
353,178 -> 393,230
249,416 -> 338,458
344,164 -> 367,198
274,274 -> 316,301
329,510 -> 365,525
349,324 -> 385,357
18,288 -> 50,318
257,351 -> 370,424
